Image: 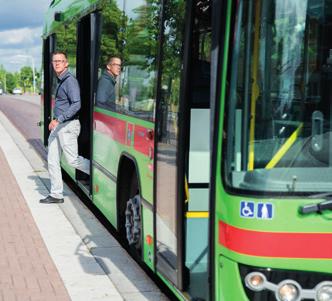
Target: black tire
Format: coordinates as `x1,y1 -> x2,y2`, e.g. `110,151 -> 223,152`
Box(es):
125,194 -> 142,251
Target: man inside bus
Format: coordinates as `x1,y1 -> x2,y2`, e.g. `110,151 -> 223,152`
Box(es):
96,56 -> 122,108
40,51 -> 90,204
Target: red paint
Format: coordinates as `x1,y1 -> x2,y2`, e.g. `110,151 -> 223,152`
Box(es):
93,111 -> 154,158
127,123 -> 134,146
134,125 -> 154,159
93,112 -> 126,144
219,220 -> 332,259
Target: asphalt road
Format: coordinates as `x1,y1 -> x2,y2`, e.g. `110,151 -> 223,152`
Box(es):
0,94 -> 46,158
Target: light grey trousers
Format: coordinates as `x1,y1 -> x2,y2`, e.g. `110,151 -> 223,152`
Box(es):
48,119 -> 90,199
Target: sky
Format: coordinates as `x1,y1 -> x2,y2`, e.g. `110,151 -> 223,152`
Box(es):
0,0 -> 49,72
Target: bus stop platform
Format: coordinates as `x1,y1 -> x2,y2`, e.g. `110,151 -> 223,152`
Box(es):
0,111 -> 168,301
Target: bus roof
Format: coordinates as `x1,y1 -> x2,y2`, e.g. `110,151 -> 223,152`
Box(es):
43,0 -> 99,38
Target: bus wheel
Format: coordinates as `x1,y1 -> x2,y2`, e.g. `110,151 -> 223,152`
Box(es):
125,194 -> 141,250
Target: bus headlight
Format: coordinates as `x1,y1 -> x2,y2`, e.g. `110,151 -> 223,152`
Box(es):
276,280 -> 301,301
245,272 -> 266,291
316,283 -> 332,301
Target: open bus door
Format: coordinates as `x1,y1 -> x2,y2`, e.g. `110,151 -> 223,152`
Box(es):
40,35 -> 55,147
76,13 -> 97,194
155,1 -> 211,299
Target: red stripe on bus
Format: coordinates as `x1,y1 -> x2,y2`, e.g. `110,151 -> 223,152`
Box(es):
93,112 -> 126,144
219,220 -> 332,258
127,123 -> 134,146
134,125 -> 154,158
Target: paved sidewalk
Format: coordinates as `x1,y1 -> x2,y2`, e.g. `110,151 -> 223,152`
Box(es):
0,148 -> 71,301
0,110 -> 168,301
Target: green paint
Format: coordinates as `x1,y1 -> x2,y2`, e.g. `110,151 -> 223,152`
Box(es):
214,0 -> 233,299
218,256 -> 249,301
92,166 -> 117,227
43,0 -> 100,37
212,0 -> 332,300
142,206 -> 154,270
93,109 -> 154,203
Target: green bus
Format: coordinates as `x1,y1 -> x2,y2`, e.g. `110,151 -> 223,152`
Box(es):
41,0 -> 332,300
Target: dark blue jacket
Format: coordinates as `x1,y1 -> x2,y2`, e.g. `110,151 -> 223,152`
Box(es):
96,69 -> 116,106
54,69 -> 81,123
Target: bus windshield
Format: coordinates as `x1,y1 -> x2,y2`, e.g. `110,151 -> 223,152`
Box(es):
224,0 -> 332,194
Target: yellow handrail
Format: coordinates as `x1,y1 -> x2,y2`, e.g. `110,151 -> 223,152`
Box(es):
265,123 -> 303,169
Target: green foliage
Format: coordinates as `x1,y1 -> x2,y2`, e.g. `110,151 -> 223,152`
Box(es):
20,66 -> 33,92
99,0 -> 124,67
5,73 -> 16,93
125,0 -> 160,69
97,0 -> 184,111
55,23 -> 77,71
0,65 -> 40,93
160,0 -> 186,107
0,65 -> 6,89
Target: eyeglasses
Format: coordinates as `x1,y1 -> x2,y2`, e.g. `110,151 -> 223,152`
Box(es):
52,60 -> 66,64
111,63 -> 121,67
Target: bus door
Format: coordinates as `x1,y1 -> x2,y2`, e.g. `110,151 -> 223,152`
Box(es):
76,13 -> 97,193
155,1 -> 211,298
40,35 -> 55,146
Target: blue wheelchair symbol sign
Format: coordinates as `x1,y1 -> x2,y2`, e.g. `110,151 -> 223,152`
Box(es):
240,201 -> 255,218
257,203 -> 273,219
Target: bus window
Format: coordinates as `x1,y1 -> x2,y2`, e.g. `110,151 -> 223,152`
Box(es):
225,0 -> 332,194
119,0 -> 159,120
95,0 -> 124,110
190,10 -> 211,108
55,23 -> 77,75
52,22 -> 77,102
95,0 -> 159,121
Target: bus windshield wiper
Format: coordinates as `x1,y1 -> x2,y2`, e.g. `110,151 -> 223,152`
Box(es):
308,192 -> 332,199
299,199 -> 332,215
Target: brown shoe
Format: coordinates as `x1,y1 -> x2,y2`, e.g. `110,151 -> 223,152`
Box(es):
40,195 -> 64,204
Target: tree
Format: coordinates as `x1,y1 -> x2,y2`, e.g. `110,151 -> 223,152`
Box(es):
20,66 -> 33,93
0,65 -> 6,91
99,0 -> 125,67
5,73 -> 16,93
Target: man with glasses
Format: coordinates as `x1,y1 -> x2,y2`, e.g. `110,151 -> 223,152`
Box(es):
96,56 -> 122,108
40,51 -> 90,204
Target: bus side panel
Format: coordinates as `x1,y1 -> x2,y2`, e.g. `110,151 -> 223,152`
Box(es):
93,110 -> 154,203
93,166 -> 117,228
142,205 -> 154,270
218,255 -> 248,301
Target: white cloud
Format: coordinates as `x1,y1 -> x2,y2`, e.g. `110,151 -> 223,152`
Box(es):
0,0 -> 48,72
0,27 -> 41,48
0,44 -> 42,72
